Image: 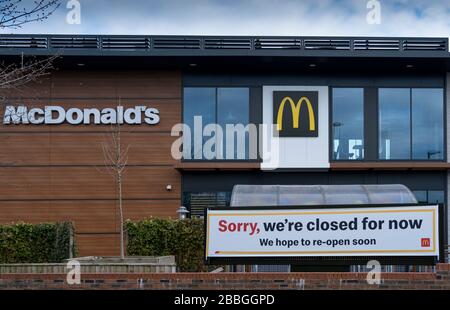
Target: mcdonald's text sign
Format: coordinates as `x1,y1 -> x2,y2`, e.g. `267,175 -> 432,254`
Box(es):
273,91 -> 318,137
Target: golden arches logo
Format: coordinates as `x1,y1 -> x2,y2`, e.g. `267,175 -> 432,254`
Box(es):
276,96 -> 316,132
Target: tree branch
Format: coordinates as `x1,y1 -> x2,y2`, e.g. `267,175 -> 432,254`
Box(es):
0,0 -> 62,29
0,53 -> 60,102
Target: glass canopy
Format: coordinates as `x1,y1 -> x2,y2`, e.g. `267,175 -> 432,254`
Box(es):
230,184 -> 417,207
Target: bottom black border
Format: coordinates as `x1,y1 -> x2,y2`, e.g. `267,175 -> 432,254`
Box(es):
0,290 -> 448,307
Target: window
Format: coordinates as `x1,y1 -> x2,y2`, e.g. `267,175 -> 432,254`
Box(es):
379,89 -> 411,160
412,190 -> 427,203
379,88 -> 444,160
217,88 -> 250,160
332,88 -> 364,160
183,87 -> 250,160
412,190 -> 445,204
412,89 -> 444,160
428,190 -> 445,204
184,88 -> 215,159
183,192 -> 232,218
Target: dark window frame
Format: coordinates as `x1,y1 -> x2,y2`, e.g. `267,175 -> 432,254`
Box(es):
378,87 -> 445,161
182,86 -> 259,162
411,88 -> 446,161
412,190 -> 446,204
378,87 -> 412,161
183,191 -> 232,218
330,87 -> 366,161
330,86 -> 446,163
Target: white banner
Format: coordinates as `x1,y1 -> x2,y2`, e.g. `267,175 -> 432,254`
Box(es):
206,205 -> 439,258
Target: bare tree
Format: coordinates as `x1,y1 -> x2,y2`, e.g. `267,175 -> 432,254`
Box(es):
101,116 -> 131,259
0,0 -> 62,29
0,0 -> 63,102
0,0 -> 62,188
0,53 -> 59,102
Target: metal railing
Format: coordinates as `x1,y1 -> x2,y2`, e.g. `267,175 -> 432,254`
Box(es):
0,35 -> 447,55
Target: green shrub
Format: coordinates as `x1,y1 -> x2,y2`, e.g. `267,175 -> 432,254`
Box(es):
126,218 -> 207,272
0,222 -> 77,263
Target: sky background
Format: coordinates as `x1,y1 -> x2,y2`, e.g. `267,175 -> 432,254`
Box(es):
2,0 -> 450,37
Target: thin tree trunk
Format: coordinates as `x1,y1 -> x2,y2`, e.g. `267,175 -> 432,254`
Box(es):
118,171 -> 125,259
101,111 -> 128,260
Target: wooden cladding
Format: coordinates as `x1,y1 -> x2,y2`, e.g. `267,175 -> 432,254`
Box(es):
174,161 -> 261,171
0,70 -> 182,256
50,70 -> 181,99
76,234 -> 122,257
0,200 -> 179,234
6,70 -> 182,99
0,166 -> 180,200
0,132 -> 177,166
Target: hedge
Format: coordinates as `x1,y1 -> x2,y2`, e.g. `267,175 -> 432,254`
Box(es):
126,218 -> 208,272
0,222 -> 77,263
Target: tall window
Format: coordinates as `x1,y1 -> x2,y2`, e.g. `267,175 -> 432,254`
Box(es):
184,88 -> 215,159
379,89 -> 411,160
183,87 -> 250,160
217,88 -> 250,160
379,88 -> 443,160
332,88 -> 364,160
412,89 -> 444,160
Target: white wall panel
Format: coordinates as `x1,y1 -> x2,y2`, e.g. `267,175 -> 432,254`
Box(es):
261,86 -> 329,169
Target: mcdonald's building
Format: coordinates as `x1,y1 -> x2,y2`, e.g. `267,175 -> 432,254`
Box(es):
0,34 -> 450,260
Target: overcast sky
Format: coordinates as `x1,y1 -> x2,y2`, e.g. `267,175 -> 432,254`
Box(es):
2,0 -> 450,37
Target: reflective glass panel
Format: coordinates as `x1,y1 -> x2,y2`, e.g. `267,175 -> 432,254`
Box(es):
412,89 -> 444,160
183,88 -> 215,159
217,88 -> 250,160
379,88 -> 411,160
332,88 -> 364,160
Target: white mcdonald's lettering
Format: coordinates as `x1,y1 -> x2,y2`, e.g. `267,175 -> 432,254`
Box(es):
2,105 -> 160,125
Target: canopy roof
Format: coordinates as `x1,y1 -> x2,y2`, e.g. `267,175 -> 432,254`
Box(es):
230,184 -> 417,207
1,35 -> 449,71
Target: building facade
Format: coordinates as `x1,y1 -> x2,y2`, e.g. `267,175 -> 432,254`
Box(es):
0,35 -> 449,258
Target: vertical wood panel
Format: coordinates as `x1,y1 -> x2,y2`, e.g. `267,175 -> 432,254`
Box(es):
0,69 -> 182,256
0,133 -> 177,165
76,234 -> 120,257
0,200 -> 179,234
0,167 -> 180,200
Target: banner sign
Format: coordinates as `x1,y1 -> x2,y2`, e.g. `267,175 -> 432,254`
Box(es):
205,205 -> 440,261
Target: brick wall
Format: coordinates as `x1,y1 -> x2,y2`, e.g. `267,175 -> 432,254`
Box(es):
0,264 -> 449,290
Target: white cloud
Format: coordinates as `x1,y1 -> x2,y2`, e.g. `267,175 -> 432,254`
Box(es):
1,0 -> 449,38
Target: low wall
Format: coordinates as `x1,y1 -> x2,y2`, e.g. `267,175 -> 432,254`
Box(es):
0,264 -> 449,290
0,256 -> 176,274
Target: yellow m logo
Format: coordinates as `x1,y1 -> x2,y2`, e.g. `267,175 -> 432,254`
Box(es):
276,96 -> 316,132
